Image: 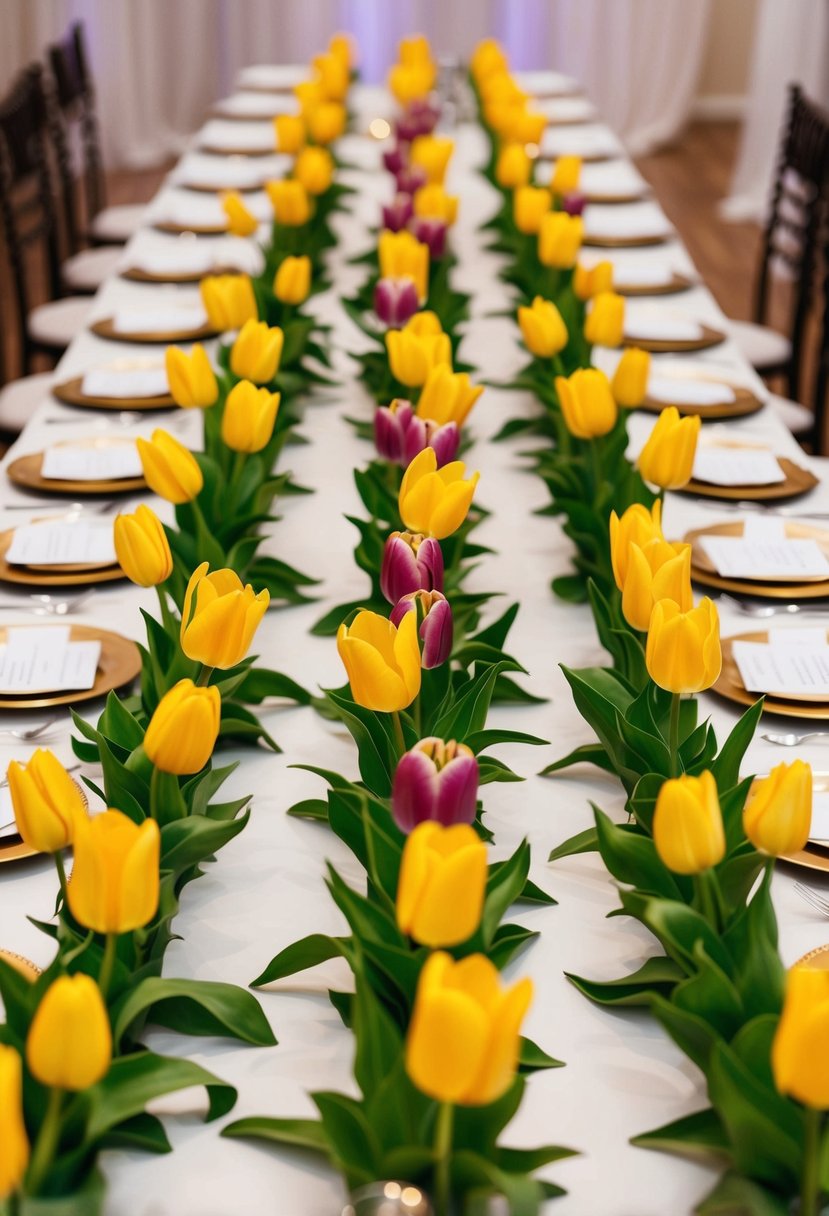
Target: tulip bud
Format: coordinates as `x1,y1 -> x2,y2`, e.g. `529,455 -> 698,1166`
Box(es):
619,541 -> 692,632
181,561 -> 270,668
380,531 -> 444,604
337,608 -> 421,712
396,98 -> 440,142
230,319 -> 284,384
396,164 -> 428,195
495,143 -> 531,189
550,154 -> 582,197
518,296 -> 568,358
200,273 -> 258,332
294,80 -> 325,116
273,255 -> 311,305
638,406 -> 701,490
389,63 -> 435,109
391,589 -> 453,669
772,965 -> 829,1108
470,38 -> 508,83
379,229 -> 429,302
0,1045 -> 29,1197
612,347 -> 651,407
221,380 -> 280,453
646,597 -> 722,694
399,34 -> 433,64
165,344 -> 218,409
584,291 -> 625,347
653,771 -> 726,876
7,749 -> 85,855
68,809 -> 160,934
136,428 -> 203,504
574,260 -> 614,300
114,503 -> 173,587
221,191 -> 259,237
396,822 -> 486,947
307,101 -> 346,144
294,145 -> 334,196
374,277 -> 420,329
410,135 -> 453,184
513,185 -> 552,235
313,51 -> 349,102
386,328 -> 452,388
374,399 -> 459,468
381,192 -> 415,232
417,364 -> 483,428
406,952 -> 533,1105
27,974 -> 112,1091
392,737 -> 479,832
744,760 -> 812,856
610,500 -> 664,588
328,31 -> 353,69
399,447 -> 479,540
562,190 -> 586,217
274,114 -> 306,154
538,211 -> 583,268
383,145 -> 408,176
555,368 -> 617,439
266,179 -> 313,226
508,108 -> 547,145
144,678 -> 222,775
413,184 -> 458,226
408,215 -> 448,259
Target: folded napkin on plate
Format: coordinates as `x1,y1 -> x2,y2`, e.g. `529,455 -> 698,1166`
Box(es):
129,246 -> 216,275
6,520 -> 118,567
579,161 -> 647,195
540,124 -> 622,159
584,203 -> 673,240
111,307 -> 207,335
217,92 -> 298,118
80,363 -> 169,398
41,442 -> 143,482
236,63 -> 309,91
625,316 -> 704,342
175,153 -> 288,189
646,376 -> 736,407
198,120 -> 275,152
0,625 -> 101,694
536,96 -> 595,122
514,69 -> 579,96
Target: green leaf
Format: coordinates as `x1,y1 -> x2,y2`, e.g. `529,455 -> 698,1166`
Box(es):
631,1106 -> 731,1162
222,1115 -> 329,1154
111,977 -> 276,1048
567,955 -> 685,1007
251,934 -> 349,988
695,1171 -> 790,1216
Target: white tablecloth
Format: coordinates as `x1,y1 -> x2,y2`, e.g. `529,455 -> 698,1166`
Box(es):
1,87 -> 827,1216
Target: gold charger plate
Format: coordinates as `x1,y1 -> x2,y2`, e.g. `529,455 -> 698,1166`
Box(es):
639,382 -> 763,420
0,949 -> 42,974
584,190 -> 649,205
616,272 -> 694,297
795,941 -> 829,960
153,220 -> 229,237
713,630 -> 829,719
198,142 -> 273,158
6,447 -> 147,497
53,376 -> 175,411
180,180 -> 262,195
685,520 -> 829,600
584,232 -> 671,248
682,455 -> 818,503
0,623 -> 140,710
0,528 -> 124,586
623,323 -> 725,353
121,263 -> 241,285
90,318 -> 218,344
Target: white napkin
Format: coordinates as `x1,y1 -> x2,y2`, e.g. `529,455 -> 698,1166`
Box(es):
584,202 -> 673,240
129,245 -> 216,275
612,264 -> 675,288
646,377 -> 736,407
111,307 -> 207,335
216,92 -> 298,119
41,442 -> 143,482
536,96 -> 595,123
692,448 -> 786,487
0,626 -> 101,694
514,69 -> 579,96
6,520 -> 118,567
198,120 -> 275,153
175,153 -> 288,190
625,317 -> 704,342
579,161 -> 647,198
236,64 -> 309,91
541,124 -> 622,159
80,361 -> 169,399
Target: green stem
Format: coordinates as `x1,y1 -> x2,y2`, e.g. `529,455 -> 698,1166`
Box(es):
391,710 -> 406,758
54,850 -> 68,911
801,1106 -> 823,1216
433,1100 -> 455,1216
26,1087 -> 63,1195
413,693 -> 423,739
155,583 -> 176,634
669,692 -> 681,777
589,438 -> 603,502
694,869 -> 721,932
197,665 -> 215,687
97,932 -> 118,1002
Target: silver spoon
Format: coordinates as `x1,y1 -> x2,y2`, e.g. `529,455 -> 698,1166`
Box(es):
719,593 -> 829,619
762,730 -> 829,746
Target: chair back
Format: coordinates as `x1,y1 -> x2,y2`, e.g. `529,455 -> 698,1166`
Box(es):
48,21 -> 106,227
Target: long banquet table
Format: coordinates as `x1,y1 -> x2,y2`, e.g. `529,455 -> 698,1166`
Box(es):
2,77 -> 829,1216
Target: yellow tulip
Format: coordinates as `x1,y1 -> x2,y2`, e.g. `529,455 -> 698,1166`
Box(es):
68,809 -> 160,934
26,974 -> 112,1091
619,541 -> 692,632
584,290 -> 625,347
484,99 -> 522,138
538,211 -> 583,268
144,678 -> 222,775
387,329 -> 451,388
405,951 -> 533,1105
396,822 -> 487,947
555,368 -> 617,439
413,184 -> 459,226
772,965 -> 829,1108
550,155 -> 582,196
165,344 -> 218,409
0,1045 -> 28,1198
399,448 -> 479,540
313,51 -> 349,101
388,62 -> 436,107
495,144 -> 531,189
400,34 -> 433,64
518,296 -> 568,358
221,191 -> 259,237
266,179 -> 312,226
470,39 -> 508,83
646,597 -> 722,694
410,136 -> 454,185
114,503 -> 173,587
294,80 -> 325,116
637,406 -> 701,490
417,365 -> 483,427
274,255 -> 312,305
573,260 -> 614,300
513,185 -> 552,235
328,32 -> 353,71
180,561 -> 270,668
136,429 -> 203,504
744,760 -> 812,856
379,230 -> 429,302
609,500 -> 664,588
274,113 -> 306,154
652,771 -> 726,876
307,101 -> 346,145
294,145 -> 334,196
230,319 -> 284,383
612,348 -> 651,407
405,311 -> 443,337
337,609 -> 421,712
200,273 -> 258,331
480,71 -> 525,107
7,749 -> 85,855
222,380 -> 281,453
506,107 -> 547,145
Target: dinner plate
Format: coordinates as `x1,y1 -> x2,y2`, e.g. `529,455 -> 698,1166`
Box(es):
0,948 -> 41,973
713,630 -> 829,719
90,317 -> 218,344
0,528 -> 124,586
639,381 -> 763,420
6,446 -> 147,497
53,376 -> 175,411
681,454 -> 818,502
121,263 -> 242,285
585,231 -> 671,249
0,624 -> 140,710
616,272 -> 693,296
623,323 -> 726,353
685,520 -> 829,599
153,219 -> 230,237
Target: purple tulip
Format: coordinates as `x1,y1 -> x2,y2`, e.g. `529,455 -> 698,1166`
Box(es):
396,99 -> 441,142
395,165 -> 428,195
408,216 -> 447,260
374,277 -> 420,329
381,192 -> 415,232
374,399 -> 460,468
381,531 -> 444,604
383,144 -> 408,176
392,737 -> 479,833
391,590 -> 453,669
562,191 -> 586,217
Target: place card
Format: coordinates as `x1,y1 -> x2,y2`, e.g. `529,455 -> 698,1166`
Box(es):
0,626 -> 100,693
732,637 -> 829,697
647,377 -> 736,407
111,307 -> 207,335
41,443 -> 143,483
6,521 -> 118,568
625,317 -> 703,342
692,448 -> 786,487
699,517 -> 829,580
80,360 -> 169,399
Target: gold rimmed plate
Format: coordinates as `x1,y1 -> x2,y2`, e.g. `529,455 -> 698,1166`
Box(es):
90,318 -> 218,344
616,272 -> 694,297
0,948 -> 42,971
639,382 -> 764,420
623,324 -> 726,354
198,143 -> 274,158
178,179 -> 263,195
6,445 -> 147,498
153,220 -> 230,237
0,624 -> 140,710
53,375 -> 174,411
0,528 -> 124,587
584,232 -> 672,249
713,630 -> 829,719
685,520 -> 829,600
121,263 -> 242,285
681,455 -> 819,503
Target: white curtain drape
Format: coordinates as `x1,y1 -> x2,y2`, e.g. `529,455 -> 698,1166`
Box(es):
0,0 -> 712,167
722,0 -> 829,223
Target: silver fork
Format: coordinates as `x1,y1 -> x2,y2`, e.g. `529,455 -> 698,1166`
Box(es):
719,593 -> 829,619
43,411 -> 147,426
695,499 -> 829,520
0,590 -> 98,616
0,717 -> 60,741
794,882 -> 829,916
3,499 -> 122,515
762,730 -> 829,746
